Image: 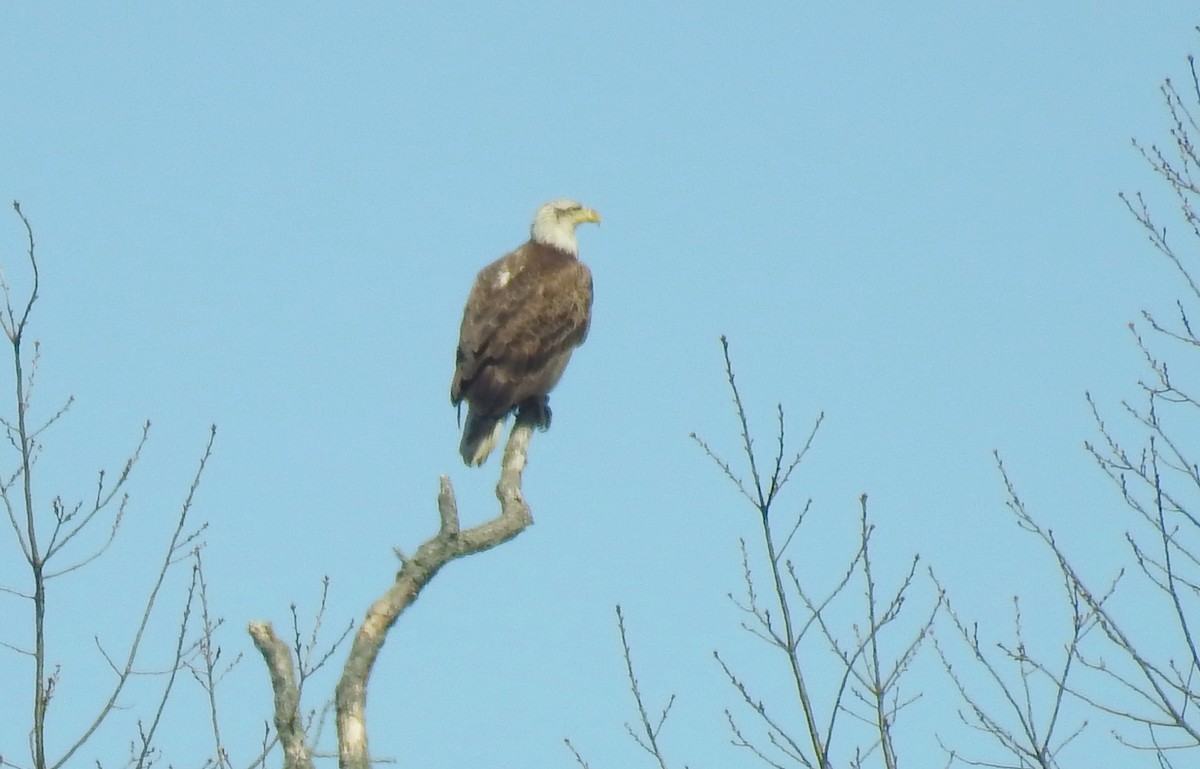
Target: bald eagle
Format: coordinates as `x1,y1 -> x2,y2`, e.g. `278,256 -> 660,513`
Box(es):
450,199 -> 601,466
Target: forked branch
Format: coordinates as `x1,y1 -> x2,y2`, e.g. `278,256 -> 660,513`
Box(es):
250,413 -> 537,769
694,337 -> 934,769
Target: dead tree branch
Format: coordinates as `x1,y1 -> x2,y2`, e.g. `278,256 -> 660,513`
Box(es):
249,621 -> 315,769
250,411 -> 537,769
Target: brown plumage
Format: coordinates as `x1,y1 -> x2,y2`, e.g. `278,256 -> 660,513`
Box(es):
451,199 -> 600,466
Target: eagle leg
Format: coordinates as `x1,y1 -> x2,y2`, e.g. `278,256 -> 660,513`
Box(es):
517,396 -> 553,431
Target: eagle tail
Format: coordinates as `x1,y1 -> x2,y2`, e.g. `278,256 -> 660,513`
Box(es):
460,407 -> 505,466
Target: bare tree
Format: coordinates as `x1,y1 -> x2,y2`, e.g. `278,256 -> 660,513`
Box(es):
694,337 -> 939,769
0,202 -> 219,769
572,47 -> 1200,768
932,41 -> 1200,769
568,338 -> 940,769
1071,46 -> 1200,758
931,483 -> 1096,769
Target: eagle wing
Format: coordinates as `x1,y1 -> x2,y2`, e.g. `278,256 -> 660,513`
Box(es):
451,243 -> 592,417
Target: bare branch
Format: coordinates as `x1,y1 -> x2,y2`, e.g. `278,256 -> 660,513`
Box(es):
134,560 -> 201,769
45,421 -> 149,563
51,426 -> 216,769
564,738 -> 593,769
4,201 -> 40,340
328,413 -> 537,769
616,605 -> 675,769
248,622 -> 315,769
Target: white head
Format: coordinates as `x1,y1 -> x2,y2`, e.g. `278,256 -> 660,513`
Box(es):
530,198 -> 601,255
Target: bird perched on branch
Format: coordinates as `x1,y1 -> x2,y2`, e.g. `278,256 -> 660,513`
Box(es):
450,199 -> 600,466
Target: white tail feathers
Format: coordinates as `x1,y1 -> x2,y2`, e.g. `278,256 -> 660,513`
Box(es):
460,407 -> 505,466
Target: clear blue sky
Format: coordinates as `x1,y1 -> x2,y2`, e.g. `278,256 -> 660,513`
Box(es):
2,3 -> 1198,767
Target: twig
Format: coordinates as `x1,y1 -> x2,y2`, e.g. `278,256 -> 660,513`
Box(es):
616,605 -> 675,769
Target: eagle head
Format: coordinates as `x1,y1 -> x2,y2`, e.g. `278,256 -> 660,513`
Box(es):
530,199 -> 601,256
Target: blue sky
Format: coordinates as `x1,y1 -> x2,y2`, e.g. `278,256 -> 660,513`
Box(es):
3,2 -> 1200,767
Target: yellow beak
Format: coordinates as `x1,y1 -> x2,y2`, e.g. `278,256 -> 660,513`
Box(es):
576,207 -> 601,225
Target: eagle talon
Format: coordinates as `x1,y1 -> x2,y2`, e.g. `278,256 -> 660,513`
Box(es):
518,397 -> 553,431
